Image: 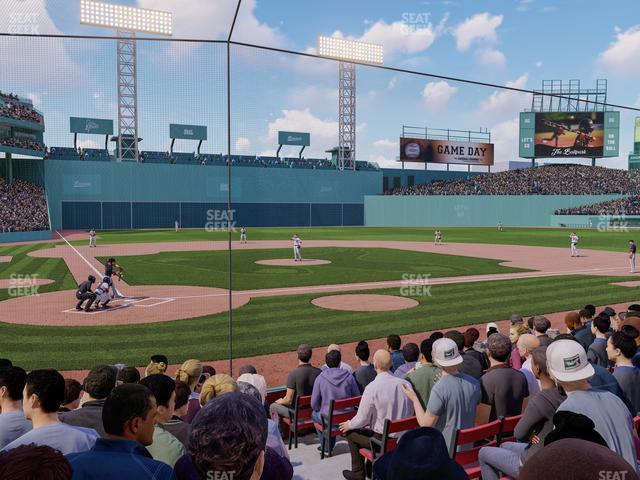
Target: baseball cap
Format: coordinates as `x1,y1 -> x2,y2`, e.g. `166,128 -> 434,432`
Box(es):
431,338 -> 463,367
485,322 -> 499,334
546,339 -> 594,382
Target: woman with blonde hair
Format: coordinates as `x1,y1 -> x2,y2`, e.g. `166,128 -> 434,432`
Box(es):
175,359 -> 203,424
199,374 -> 238,406
508,323 -> 530,369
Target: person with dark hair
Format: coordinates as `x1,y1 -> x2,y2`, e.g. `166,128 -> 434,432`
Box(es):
139,374 -> 186,467
59,379 -> 82,412
429,331 -> 444,341
584,304 -> 596,318
480,333 -> 529,421
575,308 -> 595,350
1,369 -> 98,454
608,325 -> 640,415
117,366 -> 141,385
387,334 -> 404,372
478,346 -> 566,480
0,366 -> 31,449
405,338 -> 442,410
588,315 -> 612,368
353,340 -> 376,392
0,444 -> 72,480
463,328 -> 489,370
445,331 -> 482,379
164,380 -> 191,448
0,359 -> 12,368
548,339 -> 638,474
532,316 -> 553,347
393,343 -> 420,378
238,364 -> 257,376
194,365 -> 217,395
66,383 -> 175,480
270,344 -> 321,425
146,355 -> 169,376
175,392 -> 267,480
60,364 -> 117,436
311,349 -> 360,455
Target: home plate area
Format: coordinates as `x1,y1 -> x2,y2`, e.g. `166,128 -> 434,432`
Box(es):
62,296 -> 175,315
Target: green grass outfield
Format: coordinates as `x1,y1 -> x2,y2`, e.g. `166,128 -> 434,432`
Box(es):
1,274 -> 639,370
74,226 -> 634,252
103,247 -> 527,290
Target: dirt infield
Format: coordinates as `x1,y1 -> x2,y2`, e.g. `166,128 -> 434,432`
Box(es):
255,258 -> 331,266
7,239 -> 634,328
611,281 -> 640,288
0,256 -> 12,263
311,294 -> 419,311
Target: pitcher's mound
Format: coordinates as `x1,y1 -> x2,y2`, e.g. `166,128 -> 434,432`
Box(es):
312,294 -> 419,312
255,259 -> 331,266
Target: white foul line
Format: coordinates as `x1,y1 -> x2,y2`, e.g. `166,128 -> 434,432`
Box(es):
55,230 -> 103,278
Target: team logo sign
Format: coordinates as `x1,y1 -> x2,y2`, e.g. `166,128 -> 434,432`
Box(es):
444,348 -> 456,360
563,354 -> 582,370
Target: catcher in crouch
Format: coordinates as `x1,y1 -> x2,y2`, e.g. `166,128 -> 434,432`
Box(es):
75,275 -> 97,312
93,276 -> 115,309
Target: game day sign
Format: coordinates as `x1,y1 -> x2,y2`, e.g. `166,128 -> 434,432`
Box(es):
399,137 -> 494,165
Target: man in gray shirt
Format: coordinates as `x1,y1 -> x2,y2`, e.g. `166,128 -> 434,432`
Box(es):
403,337 -> 480,457
0,366 -> 32,448
587,316 -> 611,368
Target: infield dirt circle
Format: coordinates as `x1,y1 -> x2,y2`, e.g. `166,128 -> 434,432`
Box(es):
311,293 -> 419,312
255,258 -> 331,266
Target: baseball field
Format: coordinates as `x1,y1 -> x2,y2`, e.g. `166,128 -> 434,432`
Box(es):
1,226 -> 639,371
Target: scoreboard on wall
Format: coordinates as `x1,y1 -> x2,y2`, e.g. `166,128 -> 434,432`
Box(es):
519,111 -> 620,159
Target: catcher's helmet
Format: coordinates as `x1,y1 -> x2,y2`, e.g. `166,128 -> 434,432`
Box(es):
102,276 -> 112,285
88,275 -> 96,283
578,117 -> 594,133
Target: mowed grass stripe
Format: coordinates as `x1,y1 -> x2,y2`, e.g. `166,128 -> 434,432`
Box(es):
2,274 -> 640,370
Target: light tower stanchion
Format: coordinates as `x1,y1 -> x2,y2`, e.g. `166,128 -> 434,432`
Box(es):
338,61 -> 356,170
116,29 -> 138,162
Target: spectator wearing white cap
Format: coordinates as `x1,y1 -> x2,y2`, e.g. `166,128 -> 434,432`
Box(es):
548,339 -> 638,474
402,338 -> 481,457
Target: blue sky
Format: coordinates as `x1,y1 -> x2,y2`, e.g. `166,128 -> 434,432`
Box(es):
2,0 -> 640,170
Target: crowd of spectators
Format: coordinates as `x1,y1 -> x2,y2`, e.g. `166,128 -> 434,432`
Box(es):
0,90 -> 43,125
556,196 -> 640,216
386,164 -> 640,196
1,302 -> 640,479
0,137 -> 45,152
0,177 -> 49,232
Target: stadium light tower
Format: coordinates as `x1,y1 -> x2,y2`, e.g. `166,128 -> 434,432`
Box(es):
318,36 -> 383,170
80,0 -> 172,162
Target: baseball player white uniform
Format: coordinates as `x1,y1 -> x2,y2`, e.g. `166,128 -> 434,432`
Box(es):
570,233 -> 579,257
89,229 -> 97,247
292,235 -> 302,261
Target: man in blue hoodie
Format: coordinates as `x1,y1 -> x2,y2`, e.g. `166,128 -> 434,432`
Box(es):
311,349 -> 360,455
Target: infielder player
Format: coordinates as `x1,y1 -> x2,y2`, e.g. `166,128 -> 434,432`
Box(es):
434,229 -> 442,245
75,275 -> 96,312
93,276 -> 115,309
89,229 -> 97,248
630,240 -> 637,273
292,234 -> 302,261
240,227 -> 247,243
569,232 -> 579,257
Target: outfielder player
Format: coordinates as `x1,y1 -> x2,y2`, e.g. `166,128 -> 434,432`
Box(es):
630,240 -> 637,273
89,229 -> 97,248
434,229 -> 442,245
75,275 -> 96,312
240,227 -> 247,243
93,276 -> 115,309
292,234 -> 302,261
175,220 -> 180,232
569,232 -> 579,257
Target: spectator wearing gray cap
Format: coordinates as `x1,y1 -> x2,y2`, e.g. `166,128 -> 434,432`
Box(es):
532,316 -> 553,347
480,334 -> 529,422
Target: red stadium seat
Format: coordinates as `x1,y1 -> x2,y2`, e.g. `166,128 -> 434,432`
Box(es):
358,416 -> 419,477
313,395 -> 361,459
498,414 -> 523,445
453,419 -> 503,479
281,395 -> 314,449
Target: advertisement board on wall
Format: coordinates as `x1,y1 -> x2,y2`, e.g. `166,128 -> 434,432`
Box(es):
399,137 -> 494,165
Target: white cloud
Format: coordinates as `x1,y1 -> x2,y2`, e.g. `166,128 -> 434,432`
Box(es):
477,48 -> 506,67
516,0 -> 534,12
77,139 -> 100,149
422,81 -> 458,110
490,117 -> 520,165
452,13 -> 503,51
137,0 -> 282,45
599,26 -> 640,76
388,77 -> 398,90
477,74 -> 529,123
373,139 -> 397,151
235,137 -> 251,154
535,61 -> 543,68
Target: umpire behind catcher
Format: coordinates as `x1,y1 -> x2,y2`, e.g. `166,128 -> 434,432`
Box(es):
75,275 -> 97,312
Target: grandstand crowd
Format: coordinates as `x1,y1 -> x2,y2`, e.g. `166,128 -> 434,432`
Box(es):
0,90 -> 43,125
1,304 -> 640,479
0,137 -> 45,152
386,164 -> 640,196
556,196 -> 640,216
0,177 -> 49,232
